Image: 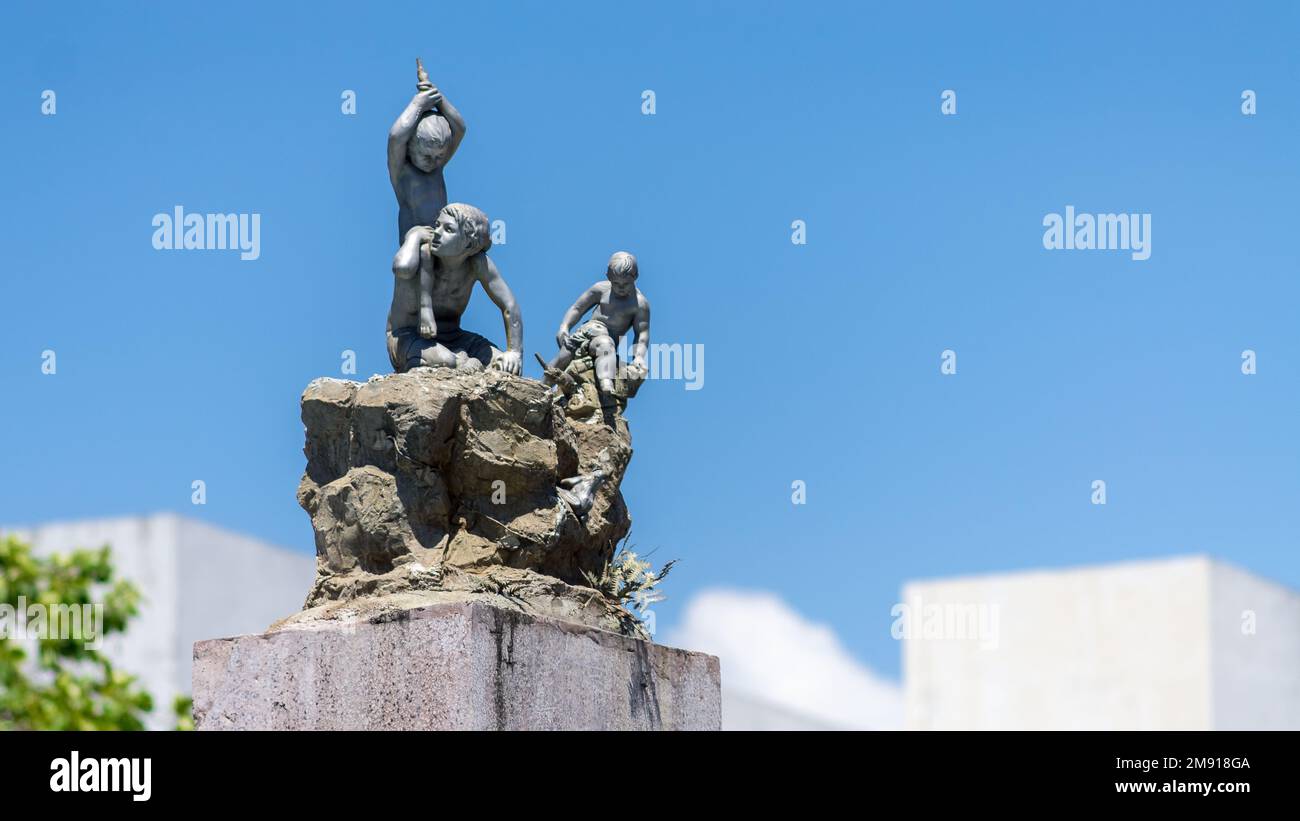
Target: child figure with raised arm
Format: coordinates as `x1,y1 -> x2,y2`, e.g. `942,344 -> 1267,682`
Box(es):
541,252 -> 650,402
388,59 -> 466,243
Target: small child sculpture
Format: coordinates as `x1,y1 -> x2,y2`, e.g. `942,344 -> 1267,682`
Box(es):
540,252 -> 651,407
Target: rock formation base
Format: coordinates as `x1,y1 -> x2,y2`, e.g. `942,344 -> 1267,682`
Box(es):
292,368 -> 638,634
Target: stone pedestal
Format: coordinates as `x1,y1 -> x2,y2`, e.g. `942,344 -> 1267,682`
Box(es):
193,602 -> 721,730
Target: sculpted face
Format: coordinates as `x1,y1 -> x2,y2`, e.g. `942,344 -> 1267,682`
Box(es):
409,114 -> 451,173
408,136 -> 447,173
608,272 -> 637,298
606,252 -> 638,297
429,210 -> 470,257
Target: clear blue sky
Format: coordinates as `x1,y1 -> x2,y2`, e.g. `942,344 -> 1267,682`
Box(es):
3,2 -> 1298,678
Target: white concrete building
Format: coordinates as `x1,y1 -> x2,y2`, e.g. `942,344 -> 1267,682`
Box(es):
903,556 -> 1300,730
6,514 -> 315,729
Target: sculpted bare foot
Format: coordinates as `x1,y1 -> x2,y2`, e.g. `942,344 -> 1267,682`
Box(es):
456,352 -> 484,372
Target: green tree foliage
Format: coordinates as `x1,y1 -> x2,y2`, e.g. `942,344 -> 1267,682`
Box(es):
173,695 -> 194,731
0,535 -> 155,730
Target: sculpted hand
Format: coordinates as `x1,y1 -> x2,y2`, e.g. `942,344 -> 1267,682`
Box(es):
497,350 -> 522,376
555,329 -> 570,348
630,356 -> 648,375
419,318 -> 437,339
405,224 -> 436,244
412,87 -> 442,110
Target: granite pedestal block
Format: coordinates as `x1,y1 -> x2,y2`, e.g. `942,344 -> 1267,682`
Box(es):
193,601 -> 721,730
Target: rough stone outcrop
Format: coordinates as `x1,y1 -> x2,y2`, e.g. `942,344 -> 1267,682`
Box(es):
288,368 -> 633,633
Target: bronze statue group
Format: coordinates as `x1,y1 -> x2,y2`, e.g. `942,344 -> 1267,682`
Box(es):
385,60 -> 650,412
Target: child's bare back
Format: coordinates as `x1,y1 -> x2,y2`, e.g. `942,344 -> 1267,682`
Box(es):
395,166 -> 448,241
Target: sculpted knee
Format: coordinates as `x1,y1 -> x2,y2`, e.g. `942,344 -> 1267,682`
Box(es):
590,336 -> 616,358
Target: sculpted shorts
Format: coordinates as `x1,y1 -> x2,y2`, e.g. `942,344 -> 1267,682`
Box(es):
563,321 -> 613,359
388,325 -> 499,372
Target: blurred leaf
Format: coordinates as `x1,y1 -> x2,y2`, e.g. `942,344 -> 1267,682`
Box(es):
0,534 -> 156,730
